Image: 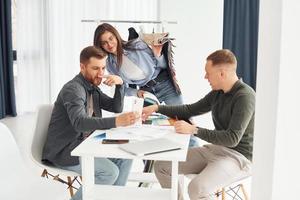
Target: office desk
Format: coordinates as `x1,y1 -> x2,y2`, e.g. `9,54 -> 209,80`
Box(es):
71,125 -> 190,200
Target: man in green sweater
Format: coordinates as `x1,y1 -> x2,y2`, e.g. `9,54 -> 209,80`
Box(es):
142,49 -> 255,200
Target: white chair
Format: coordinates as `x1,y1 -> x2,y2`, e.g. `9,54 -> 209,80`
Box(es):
31,104 -> 81,197
0,122 -> 67,200
184,174 -> 250,200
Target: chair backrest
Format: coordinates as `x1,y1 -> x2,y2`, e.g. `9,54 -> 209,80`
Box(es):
31,104 -> 54,164
30,104 -> 80,177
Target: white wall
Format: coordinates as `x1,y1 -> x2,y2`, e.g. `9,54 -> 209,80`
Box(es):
159,0 -> 223,127
252,0 -> 300,199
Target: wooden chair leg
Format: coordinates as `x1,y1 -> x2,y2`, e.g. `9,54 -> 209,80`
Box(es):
215,189 -> 222,200
40,170 -> 80,197
222,188 -> 226,200
240,184 -> 249,200
41,169 -> 48,178
67,176 -> 74,197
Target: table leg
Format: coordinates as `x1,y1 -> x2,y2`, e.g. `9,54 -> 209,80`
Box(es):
81,156 -> 94,200
171,160 -> 179,200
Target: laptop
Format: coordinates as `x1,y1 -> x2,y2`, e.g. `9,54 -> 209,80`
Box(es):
119,138 -> 182,156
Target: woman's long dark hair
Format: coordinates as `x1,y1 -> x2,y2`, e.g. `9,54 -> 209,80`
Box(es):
93,23 -> 146,69
93,23 -> 125,68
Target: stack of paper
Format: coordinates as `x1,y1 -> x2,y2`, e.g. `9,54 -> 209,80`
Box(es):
105,125 -> 174,141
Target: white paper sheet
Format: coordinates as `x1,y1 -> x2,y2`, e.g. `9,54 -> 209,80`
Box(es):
105,125 -> 174,141
122,96 -> 144,126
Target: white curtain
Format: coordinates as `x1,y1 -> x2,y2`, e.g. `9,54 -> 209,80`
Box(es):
16,0 -> 50,114
16,0 -> 158,113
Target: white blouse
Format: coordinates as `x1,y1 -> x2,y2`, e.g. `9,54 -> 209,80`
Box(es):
120,55 -> 146,80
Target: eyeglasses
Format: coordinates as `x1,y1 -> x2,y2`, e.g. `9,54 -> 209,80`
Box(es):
100,35 -> 116,47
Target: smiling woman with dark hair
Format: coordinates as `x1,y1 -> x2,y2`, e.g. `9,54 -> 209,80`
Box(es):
93,23 -> 183,104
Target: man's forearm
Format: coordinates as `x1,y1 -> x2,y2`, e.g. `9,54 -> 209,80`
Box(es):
73,116 -> 116,132
158,104 -> 193,119
112,84 -> 125,113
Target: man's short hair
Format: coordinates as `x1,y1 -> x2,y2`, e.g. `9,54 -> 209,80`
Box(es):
80,46 -> 107,64
206,49 -> 237,66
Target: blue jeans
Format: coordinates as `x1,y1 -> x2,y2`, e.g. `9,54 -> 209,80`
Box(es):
57,158 -> 133,200
149,78 -> 183,105
145,79 -> 198,147
188,135 -> 198,147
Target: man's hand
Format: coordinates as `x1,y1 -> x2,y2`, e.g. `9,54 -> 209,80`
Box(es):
115,112 -> 140,127
102,75 -> 123,86
142,105 -> 158,121
174,120 -> 198,135
137,90 -> 146,98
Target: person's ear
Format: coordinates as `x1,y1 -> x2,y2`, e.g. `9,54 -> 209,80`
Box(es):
80,63 -> 85,70
220,68 -> 226,79
80,63 -> 86,75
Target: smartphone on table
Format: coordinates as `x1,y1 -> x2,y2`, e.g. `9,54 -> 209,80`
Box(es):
102,139 -> 129,144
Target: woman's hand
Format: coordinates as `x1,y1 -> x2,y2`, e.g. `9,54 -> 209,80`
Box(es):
101,75 -> 123,86
137,90 -> 146,98
150,44 -> 163,58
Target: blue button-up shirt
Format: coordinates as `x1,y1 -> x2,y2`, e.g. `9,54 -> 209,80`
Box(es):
106,38 -> 167,95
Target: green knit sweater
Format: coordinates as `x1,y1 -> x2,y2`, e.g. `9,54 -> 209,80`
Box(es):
158,80 -> 255,161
